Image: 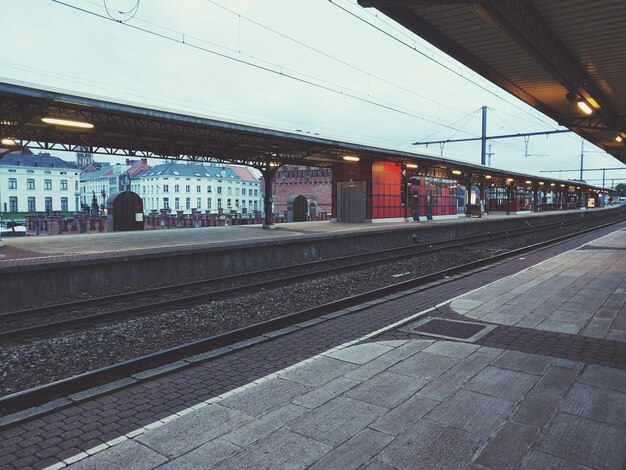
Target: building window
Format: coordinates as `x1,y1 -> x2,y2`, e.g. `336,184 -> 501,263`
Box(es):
28,197 -> 36,212
163,197 -> 169,209
44,179 -> 52,190
254,189 -> 258,196
185,185 -> 190,193
45,197 -> 52,212
27,178 -> 35,190
227,198 -> 232,209
8,178 -> 17,189
196,185 -> 201,193
175,184 -> 180,193
217,198 -> 222,209
186,197 -> 191,210
217,186 -> 222,194
197,197 -> 201,209
207,197 -> 212,209
207,186 -> 212,193
9,196 -> 18,211
236,188 -> 240,196
61,197 -> 68,211
174,197 -> 180,210
227,187 -> 232,196
61,179 -> 68,190
75,181 -> 79,190
163,184 -> 169,193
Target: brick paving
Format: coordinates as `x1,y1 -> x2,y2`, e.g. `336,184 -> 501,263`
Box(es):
0,221 -> 624,469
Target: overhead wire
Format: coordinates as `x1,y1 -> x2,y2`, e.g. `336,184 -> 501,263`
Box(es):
49,0 -> 478,136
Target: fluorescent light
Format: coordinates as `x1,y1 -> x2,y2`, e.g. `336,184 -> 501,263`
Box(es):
451,170 -> 461,175
539,182 -> 544,185
484,175 -> 492,179
41,117 -> 94,129
525,180 -> 532,184
1,138 -> 17,146
342,156 -> 360,162
506,178 -> 514,182
577,100 -> 593,115
550,183 -> 556,186
405,163 -> 418,169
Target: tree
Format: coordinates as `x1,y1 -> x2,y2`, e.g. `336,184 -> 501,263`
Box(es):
614,183 -> 626,197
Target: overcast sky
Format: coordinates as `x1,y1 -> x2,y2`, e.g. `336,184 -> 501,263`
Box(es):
3,0 -> 624,186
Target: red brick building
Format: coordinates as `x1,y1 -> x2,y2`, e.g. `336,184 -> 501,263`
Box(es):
272,165 -> 332,218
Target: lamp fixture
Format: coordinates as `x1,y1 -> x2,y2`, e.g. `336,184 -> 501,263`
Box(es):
525,180 -> 532,184
550,183 -> 556,186
539,181 -> 544,185
560,184 -> 565,187
41,117 -> 94,129
405,163 -> 418,169
484,175 -> 492,179
342,155 -> 360,162
1,138 -> 17,146
506,178 -> 514,182
576,100 -> 593,115
617,134 -> 624,143
451,170 -> 461,175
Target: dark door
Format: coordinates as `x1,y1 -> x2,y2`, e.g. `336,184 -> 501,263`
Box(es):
108,191 -> 144,231
337,181 -> 366,223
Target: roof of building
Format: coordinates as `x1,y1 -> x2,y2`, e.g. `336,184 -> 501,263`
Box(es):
230,165 -> 259,182
0,149 -> 77,170
133,162 -> 240,181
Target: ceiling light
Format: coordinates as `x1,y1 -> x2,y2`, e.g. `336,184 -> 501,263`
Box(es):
484,175 -> 492,179
342,156 -> 360,162
577,100 -> 593,115
550,183 -> 556,186
617,135 -> 624,143
560,184 -> 565,187
41,117 -> 94,129
539,182 -> 544,185
525,180 -> 532,184
405,163 -> 418,169
1,138 -> 17,146
451,170 -> 461,175
506,178 -> 514,182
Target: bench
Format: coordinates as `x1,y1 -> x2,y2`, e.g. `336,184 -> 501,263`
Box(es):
465,204 -> 482,218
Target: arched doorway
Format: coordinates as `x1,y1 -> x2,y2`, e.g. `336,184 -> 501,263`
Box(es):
107,191 -> 144,232
287,195 -> 308,222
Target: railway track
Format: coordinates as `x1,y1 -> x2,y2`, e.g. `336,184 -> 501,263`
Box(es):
0,214 -> 624,418
0,210 -> 620,340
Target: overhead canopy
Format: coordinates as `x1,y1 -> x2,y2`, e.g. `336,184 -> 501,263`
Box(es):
0,80 -> 609,191
359,0 -> 626,163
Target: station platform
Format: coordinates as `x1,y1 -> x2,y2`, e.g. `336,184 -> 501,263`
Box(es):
1,215 -> 624,469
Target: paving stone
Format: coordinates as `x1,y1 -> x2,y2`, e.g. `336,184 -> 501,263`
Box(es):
67,440 -> 167,470
388,351 -> 458,381
135,404 -> 251,458
491,349 -> 553,375
561,383 -> 626,426
463,366 -> 537,402
288,396 -> 385,447
222,403 -> 308,447
211,428 -> 330,470
578,364 -> 626,392
325,343 -> 395,365
580,318 -> 612,338
291,376 -> 360,409
376,419 -> 481,470
534,412 -> 626,470
308,428 -> 393,470
472,420 -> 539,469
370,394 -> 439,436
278,356 -> 358,387
422,341 -> 480,359
535,319 -> 582,334
356,459 -> 397,470
218,377 -> 310,418
449,298 -> 484,312
519,450 -> 593,470
417,352 -> 493,401
426,389 -> 512,436
157,439 -> 240,470
344,340 -> 433,382
345,371 -> 428,409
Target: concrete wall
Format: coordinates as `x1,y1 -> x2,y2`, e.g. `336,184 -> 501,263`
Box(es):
1,206 -> 623,312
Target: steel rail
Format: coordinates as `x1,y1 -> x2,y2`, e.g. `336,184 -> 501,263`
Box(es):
0,217 -> 623,417
0,212 -> 617,340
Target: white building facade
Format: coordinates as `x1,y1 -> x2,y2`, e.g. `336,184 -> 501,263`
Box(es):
0,150 -> 80,214
132,162 -> 262,214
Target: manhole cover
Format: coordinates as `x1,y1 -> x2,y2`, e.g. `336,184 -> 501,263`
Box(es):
400,317 -> 497,343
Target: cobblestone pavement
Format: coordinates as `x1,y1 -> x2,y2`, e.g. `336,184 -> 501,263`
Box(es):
0,222 -> 624,469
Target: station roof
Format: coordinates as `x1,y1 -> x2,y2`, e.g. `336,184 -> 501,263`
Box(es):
358,0 -> 626,164
0,80 -> 608,191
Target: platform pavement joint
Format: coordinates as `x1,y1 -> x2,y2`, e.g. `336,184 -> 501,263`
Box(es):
0,222 -> 625,469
